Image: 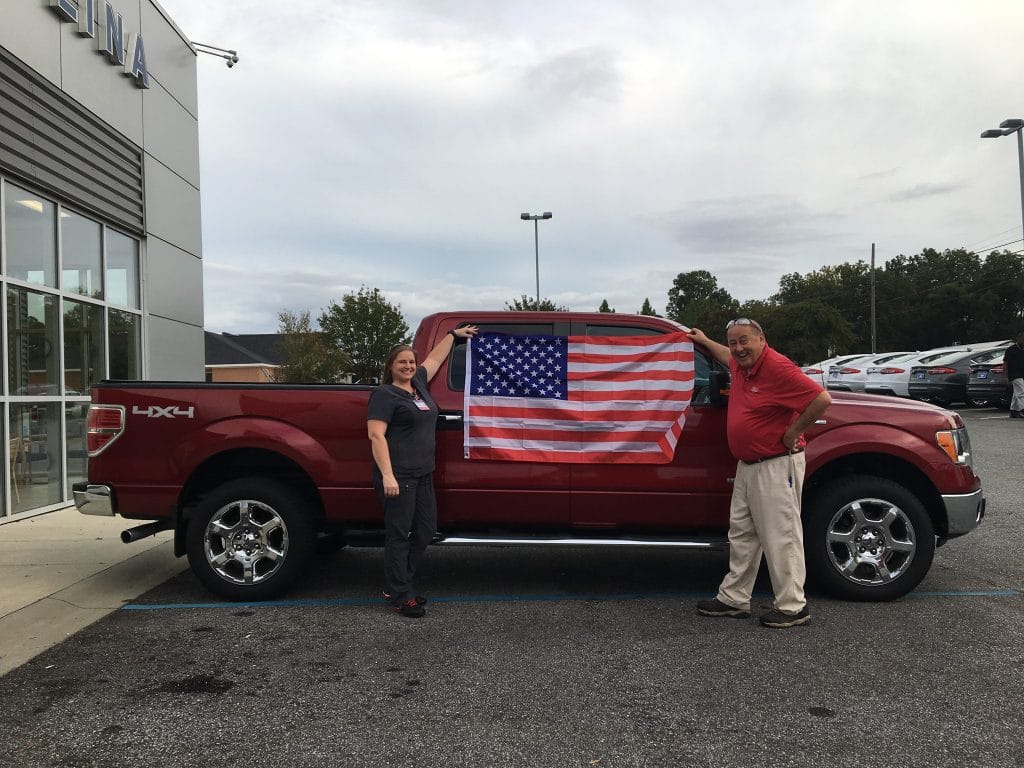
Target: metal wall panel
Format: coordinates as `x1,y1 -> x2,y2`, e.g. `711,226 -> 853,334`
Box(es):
0,47 -> 144,234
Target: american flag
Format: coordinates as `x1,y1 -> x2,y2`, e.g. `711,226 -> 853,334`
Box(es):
463,332 -> 695,464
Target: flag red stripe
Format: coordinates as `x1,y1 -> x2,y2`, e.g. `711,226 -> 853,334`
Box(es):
567,388 -> 692,402
568,369 -> 696,382
467,404 -> 688,421
570,351 -> 694,364
467,425 -> 669,442
467,445 -> 674,464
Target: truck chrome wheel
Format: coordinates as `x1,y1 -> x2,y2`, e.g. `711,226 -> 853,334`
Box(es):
825,497 -> 915,586
186,478 -> 316,601
204,499 -> 289,585
805,474 -> 935,601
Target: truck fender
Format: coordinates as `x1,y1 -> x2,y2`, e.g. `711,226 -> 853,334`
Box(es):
806,422 -> 938,476
168,416 -> 335,485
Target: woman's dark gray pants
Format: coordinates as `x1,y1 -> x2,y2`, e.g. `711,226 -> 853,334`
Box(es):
376,473 -> 437,605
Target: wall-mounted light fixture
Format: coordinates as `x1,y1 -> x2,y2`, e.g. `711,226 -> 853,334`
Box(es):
191,42 -> 239,68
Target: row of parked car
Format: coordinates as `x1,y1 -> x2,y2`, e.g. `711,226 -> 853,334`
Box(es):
801,340 -> 1013,408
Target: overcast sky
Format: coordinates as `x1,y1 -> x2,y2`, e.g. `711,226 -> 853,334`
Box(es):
159,0 -> 1024,335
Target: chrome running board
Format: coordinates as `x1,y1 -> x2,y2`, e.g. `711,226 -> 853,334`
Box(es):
434,535 -> 727,550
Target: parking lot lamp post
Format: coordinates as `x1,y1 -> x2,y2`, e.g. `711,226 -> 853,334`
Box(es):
981,119 -> 1024,243
520,212 -> 553,309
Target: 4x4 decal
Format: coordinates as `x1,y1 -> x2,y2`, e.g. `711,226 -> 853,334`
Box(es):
131,405 -> 195,419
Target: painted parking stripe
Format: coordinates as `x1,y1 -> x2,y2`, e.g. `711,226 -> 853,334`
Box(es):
122,587 -> 1021,611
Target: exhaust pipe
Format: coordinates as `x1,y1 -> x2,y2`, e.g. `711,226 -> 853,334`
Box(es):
121,521 -> 172,543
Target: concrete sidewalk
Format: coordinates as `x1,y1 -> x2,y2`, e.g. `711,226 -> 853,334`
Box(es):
0,506 -> 186,676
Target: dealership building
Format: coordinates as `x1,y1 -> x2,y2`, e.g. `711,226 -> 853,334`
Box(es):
0,1 -> 203,520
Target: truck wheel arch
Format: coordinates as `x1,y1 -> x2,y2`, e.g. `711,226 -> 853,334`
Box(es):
805,452 -> 946,537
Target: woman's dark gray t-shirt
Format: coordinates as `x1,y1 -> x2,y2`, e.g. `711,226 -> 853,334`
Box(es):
367,366 -> 438,477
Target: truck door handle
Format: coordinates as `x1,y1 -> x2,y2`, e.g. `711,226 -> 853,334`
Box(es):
438,413 -> 463,430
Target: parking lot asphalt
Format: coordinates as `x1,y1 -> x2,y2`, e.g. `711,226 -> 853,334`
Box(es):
0,408 -> 1021,768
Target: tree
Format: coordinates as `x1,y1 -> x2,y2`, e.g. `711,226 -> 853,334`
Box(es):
665,270 -> 739,330
972,249 -> 1024,339
319,287 -> 410,383
598,299 -> 615,313
638,298 -> 660,317
504,295 -> 569,311
773,262 -> 873,348
759,299 -> 855,364
273,310 -> 349,383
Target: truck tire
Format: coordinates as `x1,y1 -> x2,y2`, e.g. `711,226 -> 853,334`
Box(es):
804,475 -> 935,601
186,478 -> 316,601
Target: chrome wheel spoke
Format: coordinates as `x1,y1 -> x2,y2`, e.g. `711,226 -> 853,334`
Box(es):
211,519 -> 236,537
238,501 -> 253,527
847,501 -> 869,527
828,529 -> 856,546
879,505 -> 900,530
210,550 -> 232,568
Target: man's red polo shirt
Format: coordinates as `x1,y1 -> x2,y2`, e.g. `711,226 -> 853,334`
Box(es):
727,346 -> 824,462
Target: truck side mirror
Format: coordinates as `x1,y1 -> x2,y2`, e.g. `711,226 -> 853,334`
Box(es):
709,369 -> 730,407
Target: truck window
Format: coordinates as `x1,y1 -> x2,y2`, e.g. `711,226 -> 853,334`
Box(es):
691,351 -> 713,405
582,324 -> 663,336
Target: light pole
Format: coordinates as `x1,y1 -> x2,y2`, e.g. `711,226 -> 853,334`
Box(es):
520,211 -> 552,309
980,118 -> 1024,243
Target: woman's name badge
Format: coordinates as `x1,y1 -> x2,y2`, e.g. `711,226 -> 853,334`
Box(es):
413,396 -> 430,411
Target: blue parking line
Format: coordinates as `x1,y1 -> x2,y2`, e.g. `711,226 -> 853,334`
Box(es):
121,587 -> 1021,612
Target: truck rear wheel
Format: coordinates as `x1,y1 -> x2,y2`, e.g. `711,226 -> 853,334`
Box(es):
804,475 -> 935,601
186,478 -> 315,600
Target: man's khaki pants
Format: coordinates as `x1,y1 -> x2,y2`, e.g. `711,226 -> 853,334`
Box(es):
717,452 -> 807,614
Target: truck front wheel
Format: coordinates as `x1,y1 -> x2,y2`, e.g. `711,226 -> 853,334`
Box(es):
186,478 -> 315,601
804,475 -> 935,601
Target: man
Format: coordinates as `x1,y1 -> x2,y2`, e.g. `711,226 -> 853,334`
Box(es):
1006,332 -> 1024,419
687,319 -> 831,628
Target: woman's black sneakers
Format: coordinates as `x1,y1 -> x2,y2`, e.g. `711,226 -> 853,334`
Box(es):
382,591 -> 427,606
394,599 -> 426,618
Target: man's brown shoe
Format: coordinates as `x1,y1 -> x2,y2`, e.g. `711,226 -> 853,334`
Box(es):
759,606 -> 811,628
696,598 -> 750,618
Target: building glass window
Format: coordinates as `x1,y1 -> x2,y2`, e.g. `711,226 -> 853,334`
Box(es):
4,183 -> 57,288
1,176 -> 143,518
109,309 -> 141,380
9,403 -> 64,514
7,287 -> 59,396
61,210 -> 103,299
65,402 -> 87,496
64,299 -> 105,393
106,230 -> 139,308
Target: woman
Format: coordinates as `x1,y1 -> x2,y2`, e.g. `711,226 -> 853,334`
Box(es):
367,324 -> 478,617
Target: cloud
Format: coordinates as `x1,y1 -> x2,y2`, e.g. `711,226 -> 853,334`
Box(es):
158,0 -> 1024,334
888,182 -> 965,202
652,195 -> 844,253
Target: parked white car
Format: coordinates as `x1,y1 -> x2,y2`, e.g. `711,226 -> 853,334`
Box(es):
826,351 -> 915,393
863,348 -> 969,398
802,353 -> 868,387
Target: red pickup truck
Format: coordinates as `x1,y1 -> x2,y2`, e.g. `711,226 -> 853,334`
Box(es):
74,311 -> 985,602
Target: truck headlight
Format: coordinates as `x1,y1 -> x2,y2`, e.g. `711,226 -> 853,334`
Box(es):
936,426 -> 972,466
